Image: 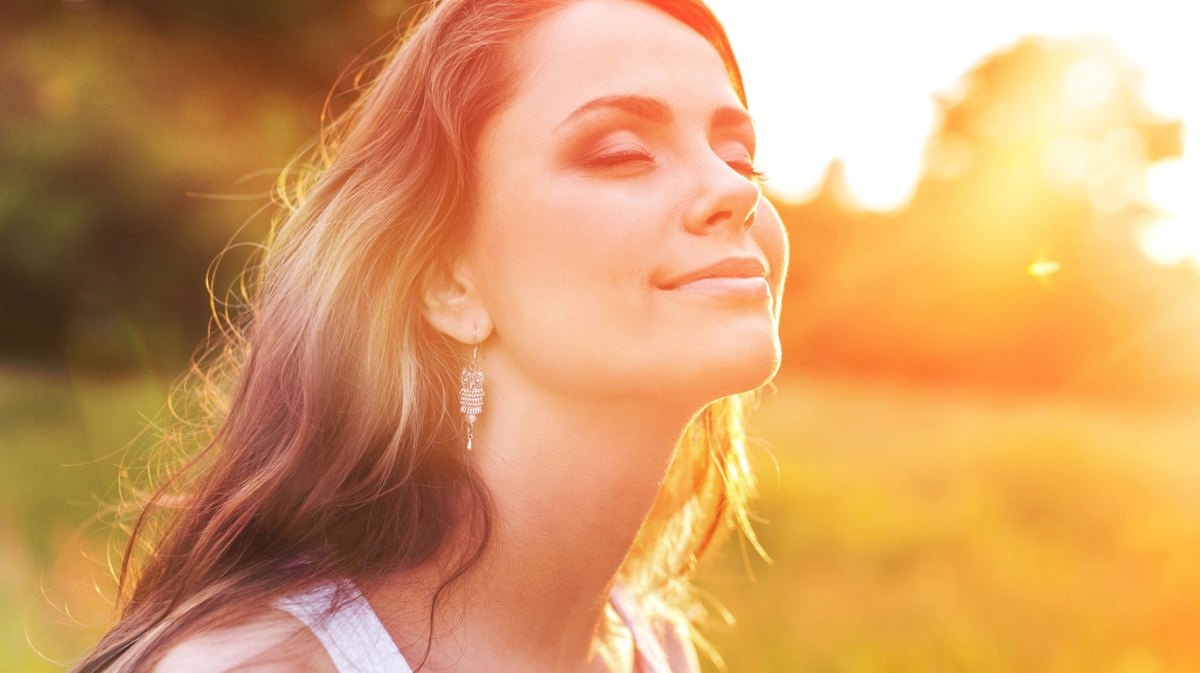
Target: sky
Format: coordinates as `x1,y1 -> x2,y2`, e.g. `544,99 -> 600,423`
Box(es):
706,0 -> 1199,266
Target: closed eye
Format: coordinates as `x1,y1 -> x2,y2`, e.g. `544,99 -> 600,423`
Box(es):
583,149 -> 657,169
726,158 -> 768,183
583,149 -> 767,184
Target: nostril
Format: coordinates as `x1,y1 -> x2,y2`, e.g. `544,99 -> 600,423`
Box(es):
705,210 -> 734,227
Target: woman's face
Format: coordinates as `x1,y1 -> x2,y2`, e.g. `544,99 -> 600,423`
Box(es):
465,0 -> 788,405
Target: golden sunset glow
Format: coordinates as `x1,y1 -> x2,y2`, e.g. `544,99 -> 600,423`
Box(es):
9,5 -> 1200,673
1027,256 -> 1061,279
1140,159 -> 1200,268
708,0 -> 1199,267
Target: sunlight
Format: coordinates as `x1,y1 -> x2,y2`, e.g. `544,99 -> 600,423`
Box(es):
707,0 -> 1199,263
1140,158 -> 1200,267
1061,55 -> 1117,108
1028,257 -> 1062,280
1138,217 -> 1200,268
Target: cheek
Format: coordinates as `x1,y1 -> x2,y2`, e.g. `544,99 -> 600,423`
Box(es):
478,194 -> 618,296
468,179 -> 695,393
471,184 -> 661,342
475,176 -> 672,295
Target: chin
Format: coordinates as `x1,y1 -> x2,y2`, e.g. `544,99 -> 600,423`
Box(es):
662,326 -> 781,404
710,337 -> 781,397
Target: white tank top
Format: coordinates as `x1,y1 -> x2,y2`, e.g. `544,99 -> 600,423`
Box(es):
276,580 -> 698,673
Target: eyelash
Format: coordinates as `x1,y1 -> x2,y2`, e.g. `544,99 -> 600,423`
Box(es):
585,150 -> 769,183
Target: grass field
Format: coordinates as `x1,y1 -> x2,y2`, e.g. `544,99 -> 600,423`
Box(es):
3,367 -> 1199,672
0,367 -> 171,671
701,378 -> 1200,673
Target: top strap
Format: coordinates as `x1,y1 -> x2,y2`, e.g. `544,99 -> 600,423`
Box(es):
276,581 -> 413,673
278,579 -> 698,673
609,584 -> 700,673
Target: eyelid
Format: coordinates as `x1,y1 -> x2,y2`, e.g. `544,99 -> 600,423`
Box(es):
726,157 -> 769,183
584,149 -> 766,183
575,134 -> 764,183
718,140 -> 764,182
582,147 -> 656,168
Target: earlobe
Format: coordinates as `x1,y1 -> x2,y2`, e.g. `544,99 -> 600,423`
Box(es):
420,258 -> 493,345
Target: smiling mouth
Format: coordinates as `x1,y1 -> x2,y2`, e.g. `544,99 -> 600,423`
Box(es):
657,255 -> 769,292
665,276 -> 772,300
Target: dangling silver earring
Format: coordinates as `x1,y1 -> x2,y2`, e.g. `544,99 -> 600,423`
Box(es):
459,330 -> 484,452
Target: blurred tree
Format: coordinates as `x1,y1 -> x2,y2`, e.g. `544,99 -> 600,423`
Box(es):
776,36 -> 1200,402
5,6 -> 1198,401
0,1 -> 415,373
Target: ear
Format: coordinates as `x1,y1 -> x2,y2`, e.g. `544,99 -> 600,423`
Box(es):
421,256 -> 493,345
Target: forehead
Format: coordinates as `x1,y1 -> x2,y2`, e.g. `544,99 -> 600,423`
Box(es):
495,0 -> 743,136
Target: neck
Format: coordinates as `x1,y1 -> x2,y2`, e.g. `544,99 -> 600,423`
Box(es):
370,358 -> 701,673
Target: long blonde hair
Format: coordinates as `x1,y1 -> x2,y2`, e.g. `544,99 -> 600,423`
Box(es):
73,1 -> 764,670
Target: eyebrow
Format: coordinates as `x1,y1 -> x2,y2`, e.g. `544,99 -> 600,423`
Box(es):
554,94 -> 756,141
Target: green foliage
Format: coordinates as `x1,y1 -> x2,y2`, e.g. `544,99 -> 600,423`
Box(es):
6,371 -> 1200,671
697,376 -> 1200,673
0,2 -> 414,373
0,368 -> 168,672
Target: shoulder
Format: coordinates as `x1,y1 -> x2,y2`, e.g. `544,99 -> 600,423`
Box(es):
151,608 -> 337,673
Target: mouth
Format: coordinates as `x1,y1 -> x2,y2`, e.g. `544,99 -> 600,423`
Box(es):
663,276 -> 772,303
657,255 -> 770,294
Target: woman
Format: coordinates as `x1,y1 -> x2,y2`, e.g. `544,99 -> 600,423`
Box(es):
74,0 -> 788,670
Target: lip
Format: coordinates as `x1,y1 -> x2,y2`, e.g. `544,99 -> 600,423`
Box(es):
657,255 -> 770,291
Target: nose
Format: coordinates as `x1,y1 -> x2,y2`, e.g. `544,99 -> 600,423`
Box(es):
683,153 -> 761,236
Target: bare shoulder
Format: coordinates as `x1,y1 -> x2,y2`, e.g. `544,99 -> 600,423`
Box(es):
152,608 -> 336,673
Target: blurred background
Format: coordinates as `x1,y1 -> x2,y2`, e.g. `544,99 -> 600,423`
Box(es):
2,1 -> 1199,671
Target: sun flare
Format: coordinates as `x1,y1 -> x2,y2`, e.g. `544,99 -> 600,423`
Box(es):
707,0 -> 1199,266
